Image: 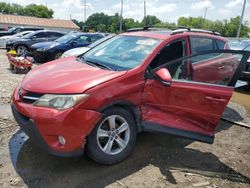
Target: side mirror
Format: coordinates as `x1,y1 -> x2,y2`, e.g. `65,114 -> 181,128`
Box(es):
155,68 -> 172,87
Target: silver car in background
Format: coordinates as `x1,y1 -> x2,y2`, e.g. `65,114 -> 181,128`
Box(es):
0,31 -> 34,48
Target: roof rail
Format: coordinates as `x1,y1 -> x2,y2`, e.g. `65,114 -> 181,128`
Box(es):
127,27 -> 149,32
127,27 -> 171,32
171,28 -> 221,36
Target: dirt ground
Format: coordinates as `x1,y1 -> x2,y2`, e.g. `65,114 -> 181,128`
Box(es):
0,49 -> 250,188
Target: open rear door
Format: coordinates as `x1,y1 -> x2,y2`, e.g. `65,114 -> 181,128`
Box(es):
141,50 -> 250,143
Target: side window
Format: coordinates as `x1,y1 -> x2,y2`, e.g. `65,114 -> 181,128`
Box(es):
150,40 -> 186,71
50,32 -> 63,38
34,32 -> 46,38
90,35 -> 103,42
74,36 -> 89,44
190,37 -> 215,54
215,40 -> 226,50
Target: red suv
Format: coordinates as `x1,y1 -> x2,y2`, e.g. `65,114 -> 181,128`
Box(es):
11,28 -> 250,164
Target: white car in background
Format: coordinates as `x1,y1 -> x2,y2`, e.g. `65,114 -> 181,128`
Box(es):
0,31 -> 34,48
61,34 -> 115,58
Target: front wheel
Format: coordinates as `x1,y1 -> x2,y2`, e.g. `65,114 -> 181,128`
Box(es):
86,107 -> 136,165
54,51 -> 63,59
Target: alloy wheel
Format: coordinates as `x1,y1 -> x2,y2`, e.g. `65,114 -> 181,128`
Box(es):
17,46 -> 28,55
97,115 -> 130,155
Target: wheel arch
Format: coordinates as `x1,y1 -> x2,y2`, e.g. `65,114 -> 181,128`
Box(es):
99,101 -> 142,133
15,43 -> 29,51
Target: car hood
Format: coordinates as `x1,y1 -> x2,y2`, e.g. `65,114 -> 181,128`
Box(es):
21,56 -> 127,94
31,41 -> 60,49
62,47 -> 90,57
0,36 -> 12,40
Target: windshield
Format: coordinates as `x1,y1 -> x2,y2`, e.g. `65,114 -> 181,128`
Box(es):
244,45 -> 250,51
82,35 -> 161,71
13,31 -> 32,37
22,32 -> 36,39
88,35 -> 115,48
8,27 -> 16,32
55,34 -> 76,43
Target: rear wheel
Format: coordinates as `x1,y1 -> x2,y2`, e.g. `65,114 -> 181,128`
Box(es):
54,51 -> 63,59
9,63 -> 14,70
86,107 -> 136,165
13,66 -> 20,74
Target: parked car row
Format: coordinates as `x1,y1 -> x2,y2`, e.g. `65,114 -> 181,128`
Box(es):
0,26 -> 43,37
30,32 -> 105,63
1,27 -> 110,62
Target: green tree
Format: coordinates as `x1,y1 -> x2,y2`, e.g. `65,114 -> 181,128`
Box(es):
142,15 -> 161,27
0,2 -> 53,18
23,4 -> 53,18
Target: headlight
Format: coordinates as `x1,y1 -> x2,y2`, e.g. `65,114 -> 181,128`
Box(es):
33,94 -> 89,110
37,48 -> 47,52
7,40 -> 13,44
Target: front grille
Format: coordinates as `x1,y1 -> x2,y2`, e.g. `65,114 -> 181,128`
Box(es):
22,91 -> 43,104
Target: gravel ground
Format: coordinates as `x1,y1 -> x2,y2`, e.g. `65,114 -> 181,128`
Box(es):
0,49 -> 249,188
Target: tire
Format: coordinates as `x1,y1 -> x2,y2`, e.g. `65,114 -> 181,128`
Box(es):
86,107 -> 137,165
54,51 -> 63,59
13,66 -> 20,74
26,67 -> 32,72
16,45 -> 28,55
10,63 -> 14,70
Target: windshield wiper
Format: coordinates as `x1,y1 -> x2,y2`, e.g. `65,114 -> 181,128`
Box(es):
79,57 -> 113,71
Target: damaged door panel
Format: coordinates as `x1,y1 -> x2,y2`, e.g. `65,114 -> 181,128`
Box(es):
141,50 -> 250,143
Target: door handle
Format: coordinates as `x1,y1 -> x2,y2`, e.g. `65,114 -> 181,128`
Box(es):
205,96 -> 226,102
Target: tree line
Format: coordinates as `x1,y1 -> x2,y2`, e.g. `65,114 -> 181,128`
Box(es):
0,2 -> 53,18
74,13 -> 250,37
0,2 -> 249,37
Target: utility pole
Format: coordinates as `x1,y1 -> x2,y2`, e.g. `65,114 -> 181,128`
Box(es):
237,0 -> 246,39
84,0 -> 87,24
203,7 -> 208,20
144,0 -> 147,26
119,0 -> 124,33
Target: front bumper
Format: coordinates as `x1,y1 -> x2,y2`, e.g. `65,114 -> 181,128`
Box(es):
11,88 -> 101,157
6,43 -> 14,51
30,48 -> 55,63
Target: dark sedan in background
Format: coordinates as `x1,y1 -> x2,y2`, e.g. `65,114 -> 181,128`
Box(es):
30,32 -> 104,63
0,26 -> 43,37
6,30 -> 65,54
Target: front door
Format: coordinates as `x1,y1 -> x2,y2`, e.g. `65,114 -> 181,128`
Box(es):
141,50 -> 249,143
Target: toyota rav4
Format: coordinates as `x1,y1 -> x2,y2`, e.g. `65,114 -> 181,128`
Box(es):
11,28 -> 250,164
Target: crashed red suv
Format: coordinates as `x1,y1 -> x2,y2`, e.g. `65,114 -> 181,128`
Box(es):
11,29 -> 250,164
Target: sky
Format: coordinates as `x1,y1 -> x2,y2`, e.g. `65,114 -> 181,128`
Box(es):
2,0 -> 250,23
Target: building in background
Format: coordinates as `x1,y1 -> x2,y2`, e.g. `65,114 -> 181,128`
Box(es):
0,14 -> 79,32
